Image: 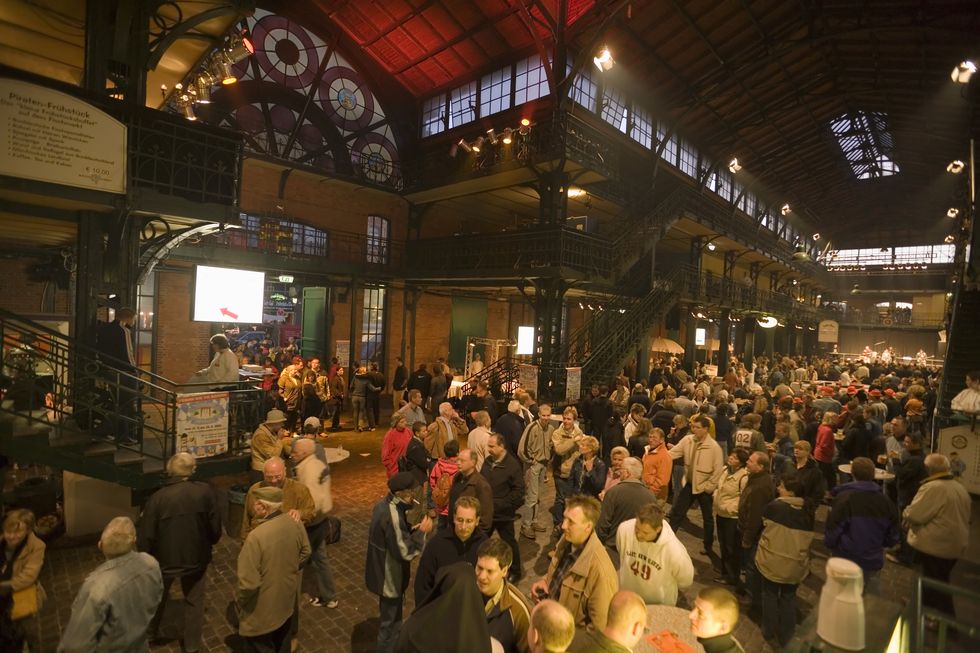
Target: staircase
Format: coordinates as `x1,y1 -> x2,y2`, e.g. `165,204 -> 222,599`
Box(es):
936,287 -> 980,418
460,357 -> 521,397
572,268 -> 683,388
0,309 -> 255,490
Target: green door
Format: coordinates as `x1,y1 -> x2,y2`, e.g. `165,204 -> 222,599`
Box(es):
449,298 -> 487,372
301,287 -> 329,359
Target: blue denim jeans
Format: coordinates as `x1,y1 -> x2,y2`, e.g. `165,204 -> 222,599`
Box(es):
377,596 -> 403,653
551,475 -> 575,526
761,577 -> 798,646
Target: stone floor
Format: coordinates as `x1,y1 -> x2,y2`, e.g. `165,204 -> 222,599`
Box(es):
7,419 -> 980,652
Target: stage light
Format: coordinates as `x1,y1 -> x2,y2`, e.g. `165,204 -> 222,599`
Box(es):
567,187 -> 587,198
948,208 -> 960,219
194,72 -> 214,103
502,128 -> 512,144
706,242 -> 717,251
226,32 -> 254,64
944,234 -> 956,243
211,52 -> 238,85
781,203 -> 791,215
951,60 -> 976,83
947,160 -> 965,174
728,157 -> 741,173
471,136 -> 484,152
593,47 -> 615,72
457,138 -> 473,153
757,316 -> 777,329
486,128 -> 498,145
519,118 -> 531,136
812,233 -> 821,241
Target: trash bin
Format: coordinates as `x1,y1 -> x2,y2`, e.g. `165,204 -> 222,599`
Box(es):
226,483 -> 249,538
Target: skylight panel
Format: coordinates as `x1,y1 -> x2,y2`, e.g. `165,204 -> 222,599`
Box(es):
830,111 -> 900,180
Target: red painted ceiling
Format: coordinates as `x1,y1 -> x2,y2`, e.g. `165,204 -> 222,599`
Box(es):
319,0 -> 596,96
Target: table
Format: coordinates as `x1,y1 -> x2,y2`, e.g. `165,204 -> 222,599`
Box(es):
324,446 -> 351,464
635,605 -> 705,653
838,464 -> 895,482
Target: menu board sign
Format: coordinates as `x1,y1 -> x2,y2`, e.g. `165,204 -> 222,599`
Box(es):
0,78 -> 126,193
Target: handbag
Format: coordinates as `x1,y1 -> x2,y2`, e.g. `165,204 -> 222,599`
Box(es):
11,584 -> 38,620
324,515 -> 342,545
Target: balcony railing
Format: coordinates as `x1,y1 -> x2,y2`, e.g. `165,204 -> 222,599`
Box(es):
675,264 -> 818,319
828,309 -> 945,329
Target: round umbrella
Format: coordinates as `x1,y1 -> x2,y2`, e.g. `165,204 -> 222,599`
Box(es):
650,337 -> 684,354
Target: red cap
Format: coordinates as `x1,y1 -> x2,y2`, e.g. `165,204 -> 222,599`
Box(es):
820,386 -> 835,396
869,389 -> 882,397
792,396 -> 804,404
884,388 -> 895,397
847,386 -> 858,395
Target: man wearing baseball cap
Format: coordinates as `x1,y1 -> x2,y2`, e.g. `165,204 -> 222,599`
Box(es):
366,472 -> 434,652
249,409 -> 288,484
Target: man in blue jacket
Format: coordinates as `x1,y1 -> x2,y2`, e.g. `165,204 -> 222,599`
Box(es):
365,472 -> 434,652
824,457 -> 900,594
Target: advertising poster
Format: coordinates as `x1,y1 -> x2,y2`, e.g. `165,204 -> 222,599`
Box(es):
335,340 -> 350,364
175,391 -> 229,458
518,364 -> 538,396
818,320 -> 840,343
565,367 -> 582,402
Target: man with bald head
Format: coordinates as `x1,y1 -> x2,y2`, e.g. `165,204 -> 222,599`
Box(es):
292,438 -> 339,609
59,517 -> 163,653
139,453 -> 221,652
903,453 -> 971,622
528,600 -> 575,653
241,456 -> 315,541
568,590 -> 647,652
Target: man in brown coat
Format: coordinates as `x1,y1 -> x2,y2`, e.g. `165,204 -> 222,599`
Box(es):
237,486 -> 311,651
449,448 -> 494,532
241,457 -> 315,541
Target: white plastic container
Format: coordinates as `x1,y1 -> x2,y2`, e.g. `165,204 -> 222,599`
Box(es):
817,557 -> 866,650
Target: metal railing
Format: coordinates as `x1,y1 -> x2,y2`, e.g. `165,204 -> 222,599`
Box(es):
911,576 -> 979,652
0,309 -> 260,488
828,310 -> 945,329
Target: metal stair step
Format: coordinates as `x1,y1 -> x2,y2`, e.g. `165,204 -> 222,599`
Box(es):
82,442 -> 118,461
114,448 -> 146,467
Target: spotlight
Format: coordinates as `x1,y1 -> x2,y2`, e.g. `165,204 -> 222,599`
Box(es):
519,118 -> 531,136
567,187 -> 587,198
226,32 -> 255,64
457,138 -> 473,153
486,128 -> 498,145
448,143 -> 459,158
706,242 -> 717,251
781,203 -> 791,215
194,72 -> 214,103
520,118 -> 531,127
948,208 -> 960,219
593,47 -> 615,72
944,234 -> 956,243
471,136 -> 485,153
792,243 -> 809,261
792,278 -> 799,285
728,157 -> 741,174
951,60 -> 977,83
502,128 -> 512,144
850,283 -> 860,295
812,233 -> 821,241
180,102 -> 197,121
947,160 -> 965,174
211,52 -> 238,85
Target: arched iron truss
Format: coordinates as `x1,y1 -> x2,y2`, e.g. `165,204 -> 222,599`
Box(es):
192,8 -> 403,190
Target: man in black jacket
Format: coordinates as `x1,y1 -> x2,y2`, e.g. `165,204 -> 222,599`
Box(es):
138,453 -> 222,653
481,433 -> 525,582
413,496 -> 487,604
738,451 -> 774,615
96,307 -> 140,443
407,363 -> 433,410
391,357 -> 408,410
494,400 -> 527,459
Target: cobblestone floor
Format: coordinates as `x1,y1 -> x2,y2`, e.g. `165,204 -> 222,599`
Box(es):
10,418 -> 980,652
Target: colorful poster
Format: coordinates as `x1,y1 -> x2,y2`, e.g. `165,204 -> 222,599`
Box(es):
518,364 -> 538,396
175,391 -> 229,458
335,339 -> 350,364
565,367 -> 582,402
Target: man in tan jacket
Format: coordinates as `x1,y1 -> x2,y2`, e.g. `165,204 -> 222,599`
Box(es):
550,408 -> 584,531
667,414 -> 724,555
237,485 -> 311,651
241,457 -> 315,541
249,409 -> 287,484
530,495 -> 618,630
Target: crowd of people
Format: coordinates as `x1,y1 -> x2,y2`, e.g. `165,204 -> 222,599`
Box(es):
0,351 -> 974,653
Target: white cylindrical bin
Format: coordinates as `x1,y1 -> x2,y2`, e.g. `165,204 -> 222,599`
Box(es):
817,557 -> 866,651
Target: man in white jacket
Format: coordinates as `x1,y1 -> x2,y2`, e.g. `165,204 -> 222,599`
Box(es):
291,438 -> 339,609
667,415 -> 725,555
616,503 -> 694,605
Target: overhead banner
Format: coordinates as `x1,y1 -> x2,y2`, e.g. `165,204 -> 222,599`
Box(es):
0,78 -> 127,193
518,364 -> 538,397
818,320 -> 839,343
565,367 -> 581,402
175,391 -> 229,458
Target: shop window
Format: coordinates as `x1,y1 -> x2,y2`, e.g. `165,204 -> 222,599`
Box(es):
367,215 -> 390,264
360,286 -> 386,367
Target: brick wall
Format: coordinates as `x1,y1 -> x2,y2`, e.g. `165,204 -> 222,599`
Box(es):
0,258 -> 71,316
154,268 -> 212,382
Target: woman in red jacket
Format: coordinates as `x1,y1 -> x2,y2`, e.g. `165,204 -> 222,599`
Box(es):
381,414 -> 413,479
814,411 -> 838,493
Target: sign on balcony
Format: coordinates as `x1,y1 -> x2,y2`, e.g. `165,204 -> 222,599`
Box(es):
818,320 -> 839,343
0,78 -> 126,194
176,391 -> 230,458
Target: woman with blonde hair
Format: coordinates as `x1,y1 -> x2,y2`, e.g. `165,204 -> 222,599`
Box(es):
571,436 -> 607,498
1,509 -> 45,652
